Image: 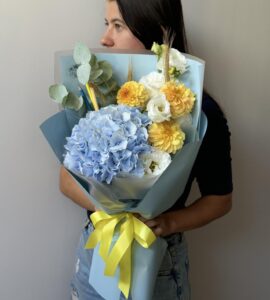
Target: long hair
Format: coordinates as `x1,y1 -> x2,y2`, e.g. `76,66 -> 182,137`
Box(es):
115,0 -> 188,52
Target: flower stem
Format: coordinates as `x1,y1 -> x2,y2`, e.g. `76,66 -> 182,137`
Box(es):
163,44 -> 170,83
127,56 -> 133,81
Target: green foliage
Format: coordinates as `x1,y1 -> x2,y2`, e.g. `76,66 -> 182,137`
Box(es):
89,69 -> 103,81
62,92 -> 83,111
98,78 -> 118,95
89,54 -> 99,69
49,84 -> 68,103
48,84 -> 83,111
96,61 -> 113,83
77,64 -> 91,85
73,42 -> 91,65
49,43 -> 119,112
72,44 -> 118,107
151,42 -> 163,60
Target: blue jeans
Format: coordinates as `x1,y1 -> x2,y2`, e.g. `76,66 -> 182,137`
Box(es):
71,221 -> 190,300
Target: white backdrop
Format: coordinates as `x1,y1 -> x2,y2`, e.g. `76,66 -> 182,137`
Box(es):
0,0 -> 269,299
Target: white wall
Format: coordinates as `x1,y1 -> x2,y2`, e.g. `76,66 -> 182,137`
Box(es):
0,1 -> 104,299
1,0 -> 269,299
183,0 -> 270,299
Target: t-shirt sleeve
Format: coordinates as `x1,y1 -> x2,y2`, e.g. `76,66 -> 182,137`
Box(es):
194,98 -> 233,196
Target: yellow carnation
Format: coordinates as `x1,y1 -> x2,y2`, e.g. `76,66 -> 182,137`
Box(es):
148,120 -> 185,154
117,81 -> 149,108
161,81 -> 195,118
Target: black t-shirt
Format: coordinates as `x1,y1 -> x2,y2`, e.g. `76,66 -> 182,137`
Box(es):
170,92 -> 233,210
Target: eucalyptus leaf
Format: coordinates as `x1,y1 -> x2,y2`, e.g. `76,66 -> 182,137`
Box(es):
49,84 -> 68,103
100,61 -> 113,78
95,61 -> 113,83
77,101 -> 87,117
98,91 -> 117,107
106,79 -> 119,92
77,64 -> 91,85
90,54 -> 98,69
73,42 -> 91,65
95,84 -> 109,95
62,92 -> 83,111
105,94 -> 117,105
90,69 -> 103,81
94,76 -> 107,85
98,79 -> 118,94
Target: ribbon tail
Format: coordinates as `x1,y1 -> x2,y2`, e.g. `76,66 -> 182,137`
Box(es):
99,217 -> 123,260
85,227 -> 101,249
134,217 -> 156,248
104,218 -> 133,276
119,244 -> 132,299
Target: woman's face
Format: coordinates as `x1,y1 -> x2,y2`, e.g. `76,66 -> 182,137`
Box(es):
100,0 -> 145,50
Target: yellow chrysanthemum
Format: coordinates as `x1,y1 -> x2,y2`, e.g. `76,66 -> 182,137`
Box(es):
148,120 -> 185,154
117,81 -> 150,108
161,81 -> 195,118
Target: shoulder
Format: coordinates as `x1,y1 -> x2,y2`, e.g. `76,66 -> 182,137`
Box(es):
202,92 -> 226,119
194,92 -> 233,196
202,92 -> 231,138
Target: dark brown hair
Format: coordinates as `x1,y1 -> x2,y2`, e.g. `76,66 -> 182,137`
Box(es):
114,0 -> 188,52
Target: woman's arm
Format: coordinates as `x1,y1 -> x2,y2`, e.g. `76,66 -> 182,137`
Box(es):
144,193 -> 232,237
143,95 -> 232,237
59,166 -> 96,211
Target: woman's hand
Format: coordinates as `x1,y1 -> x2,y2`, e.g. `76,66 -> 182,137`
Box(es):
139,193 -> 232,237
142,213 -> 176,237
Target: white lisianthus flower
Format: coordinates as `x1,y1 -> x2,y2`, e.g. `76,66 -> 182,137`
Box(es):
157,48 -> 187,76
141,149 -> 171,176
146,93 -> 171,123
139,72 -> 165,98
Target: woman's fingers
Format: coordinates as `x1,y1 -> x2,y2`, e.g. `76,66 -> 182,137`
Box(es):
145,219 -> 158,228
134,214 -> 164,236
153,226 -> 163,236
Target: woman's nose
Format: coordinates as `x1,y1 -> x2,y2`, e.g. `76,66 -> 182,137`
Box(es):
100,28 -> 114,47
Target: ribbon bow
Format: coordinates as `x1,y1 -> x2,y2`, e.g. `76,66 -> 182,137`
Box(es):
85,211 -> 156,298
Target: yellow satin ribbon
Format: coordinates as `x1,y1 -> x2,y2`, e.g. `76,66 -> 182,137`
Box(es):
86,83 -> 99,111
85,211 -> 156,299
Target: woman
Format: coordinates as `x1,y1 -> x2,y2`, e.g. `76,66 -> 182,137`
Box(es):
61,0 -> 233,299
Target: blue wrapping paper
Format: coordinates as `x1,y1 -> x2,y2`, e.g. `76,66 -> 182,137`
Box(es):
90,236 -> 167,300
40,49 -> 207,300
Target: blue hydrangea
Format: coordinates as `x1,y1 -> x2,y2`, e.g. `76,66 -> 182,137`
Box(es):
64,105 -> 151,184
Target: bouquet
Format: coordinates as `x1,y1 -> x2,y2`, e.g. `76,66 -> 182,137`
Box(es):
40,42 -> 207,300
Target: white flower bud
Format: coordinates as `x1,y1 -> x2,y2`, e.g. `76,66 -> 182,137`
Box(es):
157,48 -> 187,76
